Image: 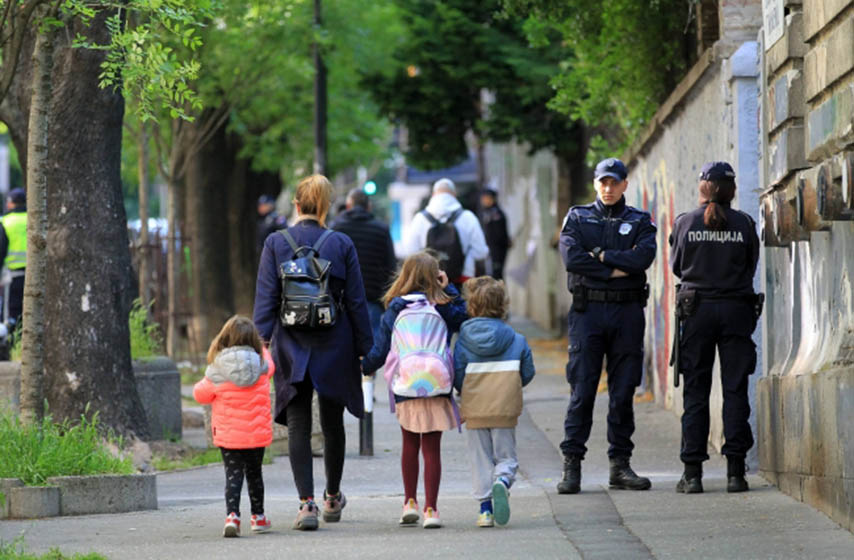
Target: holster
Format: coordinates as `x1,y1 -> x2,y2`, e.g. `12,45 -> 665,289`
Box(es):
670,287 -> 698,388
570,281 -> 588,313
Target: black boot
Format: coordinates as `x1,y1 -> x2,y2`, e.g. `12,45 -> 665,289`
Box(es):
556,455 -> 581,494
609,456 -> 651,490
727,456 -> 749,493
675,462 -> 703,494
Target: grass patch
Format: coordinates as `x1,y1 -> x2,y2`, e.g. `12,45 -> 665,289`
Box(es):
0,410 -> 133,486
153,447 -> 273,471
129,299 -> 163,360
0,538 -> 106,559
179,365 -> 204,386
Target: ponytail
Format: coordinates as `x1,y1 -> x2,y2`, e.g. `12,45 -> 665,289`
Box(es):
699,179 -> 735,231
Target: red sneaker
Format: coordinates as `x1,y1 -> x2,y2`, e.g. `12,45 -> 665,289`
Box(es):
250,514 -> 272,533
223,512 -> 240,538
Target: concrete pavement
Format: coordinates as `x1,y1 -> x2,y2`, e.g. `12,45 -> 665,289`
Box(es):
2,333 -> 852,559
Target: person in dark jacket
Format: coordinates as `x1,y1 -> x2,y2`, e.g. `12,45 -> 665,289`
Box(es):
330,188 -> 397,339
256,194 -> 286,260
479,189 -> 511,280
253,174 -> 373,531
669,161 -> 760,494
556,157 -> 657,495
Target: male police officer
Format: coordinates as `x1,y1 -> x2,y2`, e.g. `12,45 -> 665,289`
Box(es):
556,158 -> 657,494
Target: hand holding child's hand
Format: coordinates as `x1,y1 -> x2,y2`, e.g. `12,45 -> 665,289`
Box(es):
437,270 -> 449,289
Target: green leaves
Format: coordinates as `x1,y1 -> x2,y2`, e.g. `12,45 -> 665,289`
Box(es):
502,0 -> 695,160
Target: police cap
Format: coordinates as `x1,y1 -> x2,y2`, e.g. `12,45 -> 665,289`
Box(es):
699,161 -> 736,181
594,158 -> 627,181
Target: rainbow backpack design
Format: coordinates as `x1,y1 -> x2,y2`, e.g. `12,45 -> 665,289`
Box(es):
383,296 -> 453,399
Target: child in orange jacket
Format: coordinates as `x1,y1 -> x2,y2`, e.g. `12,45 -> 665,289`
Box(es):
194,315 -> 275,537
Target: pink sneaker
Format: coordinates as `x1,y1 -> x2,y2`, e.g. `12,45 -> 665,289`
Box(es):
422,507 -> 442,529
223,512 -> 240,537
250,514 -> 272,533
292,500 -> 319,531
399,498 -> 419,526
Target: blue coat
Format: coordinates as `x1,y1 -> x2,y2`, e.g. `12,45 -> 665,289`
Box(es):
361,286 -> 467,376
253,219 -> 374,424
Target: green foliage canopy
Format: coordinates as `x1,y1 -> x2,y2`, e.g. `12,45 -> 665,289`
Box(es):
362,0 -> 580,171
502,0 -> 696,160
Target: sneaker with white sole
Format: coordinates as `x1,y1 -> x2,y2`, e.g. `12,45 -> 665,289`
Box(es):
492,477 -> 510,526
250,514 -> 272,533
223,512 -> 240,537
477,511 -> 494,527
422,507 -> 442,529
399,498 -> 419,526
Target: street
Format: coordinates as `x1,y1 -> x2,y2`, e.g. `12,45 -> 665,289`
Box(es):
2,335 -> 852,559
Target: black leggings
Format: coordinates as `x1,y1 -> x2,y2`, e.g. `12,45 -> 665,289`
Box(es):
220,447 -> 265,516
286,378 -> 346,500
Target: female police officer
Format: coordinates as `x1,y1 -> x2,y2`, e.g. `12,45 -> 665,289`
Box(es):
669,161 -> 760,494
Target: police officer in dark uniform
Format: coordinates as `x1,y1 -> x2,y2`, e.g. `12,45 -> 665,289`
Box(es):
556,157 -> 657,494
669,161 -> 760,494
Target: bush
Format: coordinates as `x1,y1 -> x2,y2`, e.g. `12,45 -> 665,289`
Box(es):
128,298 -> 163,359
0,410 -> 133,486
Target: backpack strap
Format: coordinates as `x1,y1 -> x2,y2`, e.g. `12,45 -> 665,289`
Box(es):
279,229 -> 302,255
447,208 -> 463,223
421,210 -> 439,226
312,229 -> 335,254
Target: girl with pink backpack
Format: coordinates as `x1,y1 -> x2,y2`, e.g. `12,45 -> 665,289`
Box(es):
361,252 -> 467,528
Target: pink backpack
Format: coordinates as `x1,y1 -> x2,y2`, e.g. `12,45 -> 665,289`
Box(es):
383,297 -> 453,399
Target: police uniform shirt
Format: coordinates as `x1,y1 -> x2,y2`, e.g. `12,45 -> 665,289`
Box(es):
669,204 -> 759,296
559,196 -> 657,291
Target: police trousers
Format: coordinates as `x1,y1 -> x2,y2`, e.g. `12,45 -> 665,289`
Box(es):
560,302 -> 645,459
679,300 -> 756,463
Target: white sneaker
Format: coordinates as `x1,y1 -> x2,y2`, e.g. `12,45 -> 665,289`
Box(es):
422,507 -> 442,529
399,498 -> 419,526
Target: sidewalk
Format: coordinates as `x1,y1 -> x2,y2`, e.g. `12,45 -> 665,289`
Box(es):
2,334 -> 852,559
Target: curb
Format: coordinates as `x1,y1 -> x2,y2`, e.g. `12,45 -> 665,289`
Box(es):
1,474 -> 157,519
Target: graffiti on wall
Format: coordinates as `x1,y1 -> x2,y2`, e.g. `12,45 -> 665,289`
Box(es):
633,159 -> 677,398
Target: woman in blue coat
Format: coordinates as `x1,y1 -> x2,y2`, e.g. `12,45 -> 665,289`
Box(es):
253,174 -> 373,530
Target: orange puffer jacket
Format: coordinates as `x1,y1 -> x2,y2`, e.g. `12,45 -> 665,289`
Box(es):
193,346 -> 274,449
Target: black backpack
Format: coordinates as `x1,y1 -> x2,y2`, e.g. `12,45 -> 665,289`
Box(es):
278,229 -> 339,330
422,208 -> 465,280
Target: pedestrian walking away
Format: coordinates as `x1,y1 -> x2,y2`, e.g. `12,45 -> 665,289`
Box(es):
453,276 -> 535,528
402,178 -> 489,290
556,157 -> 657,494
478,189 -> 511,280
669,161 -> 761,494
330,187 -> 398,341
253,174 -> 374,530
361,252 -> 468,529
193,315 -> 275,537
256,194 -> 287,263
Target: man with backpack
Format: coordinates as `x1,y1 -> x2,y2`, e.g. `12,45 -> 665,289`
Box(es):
402,178 -> 489,290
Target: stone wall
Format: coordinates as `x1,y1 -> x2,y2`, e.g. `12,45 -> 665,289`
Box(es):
758,0 -> 854,531
482,141 -> 571,334
622,40 -> 763,457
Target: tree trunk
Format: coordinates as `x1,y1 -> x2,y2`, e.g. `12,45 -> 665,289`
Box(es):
137,122 -> 151,310
18,23 -> 54,426
182,109 -> 234,349
41,14 -> 148,437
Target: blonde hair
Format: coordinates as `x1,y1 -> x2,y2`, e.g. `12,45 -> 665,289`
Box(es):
463,276 -> 508,319
383,252 -> 452,307
207,315 -> 263,364
293,174 -> 333,226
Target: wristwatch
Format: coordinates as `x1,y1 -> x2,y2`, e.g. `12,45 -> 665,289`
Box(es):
592,246 -> 603,260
